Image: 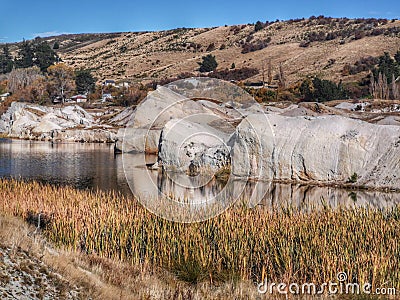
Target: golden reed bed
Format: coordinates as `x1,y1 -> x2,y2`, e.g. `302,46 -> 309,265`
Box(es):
0,178 -> 399,291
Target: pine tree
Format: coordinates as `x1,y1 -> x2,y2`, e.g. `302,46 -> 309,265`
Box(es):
0,44 -> 14,74
254,21 -> 264,32
75,69 -> 96,95
373,52 -> 399,84
34,41 -> 58,72
394,50 -> 400,65
198,54 -> 218,72
15,40 -> 58,71
300,77 -> 347,102
16,40 -> 34,68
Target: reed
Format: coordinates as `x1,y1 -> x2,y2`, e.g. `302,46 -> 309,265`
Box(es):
0,178 -> 399,291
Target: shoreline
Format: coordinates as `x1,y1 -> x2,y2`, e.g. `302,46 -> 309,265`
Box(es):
2,136 -> 400,194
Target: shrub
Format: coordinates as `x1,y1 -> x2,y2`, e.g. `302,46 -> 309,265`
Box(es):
198,54 -> 218,72
206,43 -> 215,52
300,77 -> 347,102
299,41 -> 310,47
342,56 -> 379,76
354,30 -> 366,40
241,38 -> 270,54
209,67 -> 259,81
254,21 -> 265,32
348,173 -> 359,183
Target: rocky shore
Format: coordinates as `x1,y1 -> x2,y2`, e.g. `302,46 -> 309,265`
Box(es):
0,102 -> 118,143
1,84 -> 399,190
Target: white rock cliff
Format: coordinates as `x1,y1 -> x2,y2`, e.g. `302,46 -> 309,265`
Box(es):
232,114 -> 400,189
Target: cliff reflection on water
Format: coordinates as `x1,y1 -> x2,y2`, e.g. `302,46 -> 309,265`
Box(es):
1,139 -> 399,212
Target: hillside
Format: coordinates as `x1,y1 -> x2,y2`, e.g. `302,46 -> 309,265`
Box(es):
33,17 -> 400,86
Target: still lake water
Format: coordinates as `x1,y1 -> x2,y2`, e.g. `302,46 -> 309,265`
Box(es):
0,138 -> 399,211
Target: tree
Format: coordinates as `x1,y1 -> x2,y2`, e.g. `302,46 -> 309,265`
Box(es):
15,40 -> 58,72
47,63 -> 75,102
53,41 -> 60,50
0,44 -> 14,74
391,74 -> 399,100
370,72 -> 390,100
373,52 -> 399,84
299,78 -> 314,101
312,77 -> 346,101
300,77 -> 347,102
34,42 -> 58,72
254,21 -> 264,32
267,59 -> 272,85
278,63 -> 286,89
16,40 -> 34,69
7,66 -> 43,94
394,50 -> 400,65
6,67 -> 50,103
198,54 -> 218,72
75,69 -> 96,95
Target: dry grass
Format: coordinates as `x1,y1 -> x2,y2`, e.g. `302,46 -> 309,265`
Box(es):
0,178 -> 399,299
0,214 -> 259,299
56,19 -> 400,86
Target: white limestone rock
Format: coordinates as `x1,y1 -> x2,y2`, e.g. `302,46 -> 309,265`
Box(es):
158,118 -> 233,172
232,114 -> 400,189
116,127 -> 162,153
0,102 -> 116,143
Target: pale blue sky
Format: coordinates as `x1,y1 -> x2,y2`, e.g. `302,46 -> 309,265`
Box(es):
1,0 -> 399,43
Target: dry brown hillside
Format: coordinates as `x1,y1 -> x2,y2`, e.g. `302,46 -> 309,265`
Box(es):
46,17 -> 400,86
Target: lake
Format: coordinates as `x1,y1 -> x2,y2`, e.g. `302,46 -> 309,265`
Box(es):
1,138 -> 399,211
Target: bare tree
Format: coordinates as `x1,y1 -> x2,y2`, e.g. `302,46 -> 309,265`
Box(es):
369,73 -> 375,98
47,63 -> 75,103
391,74 -> 399,100
7,66 -> 43,94
267,59 -> 272,86
370,72 -> 390,100
380,72 -> 390,100
278,63 -> 286,89
261,59 -> 265,87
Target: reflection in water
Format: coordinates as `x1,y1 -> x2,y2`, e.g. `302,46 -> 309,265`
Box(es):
0,138 -> 131,195
122,152 -> 400,212
245,181 -> 400,211
1,139 -> 399,212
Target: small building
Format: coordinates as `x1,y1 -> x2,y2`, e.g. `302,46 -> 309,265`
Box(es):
101,93 -> 113,102
0,92 -> 10,102
52,96 -> 63,104
103,79 -> 116,87
117,81 -> 130,88
71,95 -> 88,103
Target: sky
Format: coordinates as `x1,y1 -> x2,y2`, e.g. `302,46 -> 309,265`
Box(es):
1,0 -> 399,43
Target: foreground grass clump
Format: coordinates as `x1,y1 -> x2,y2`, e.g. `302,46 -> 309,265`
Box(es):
0,179 -> 399,291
